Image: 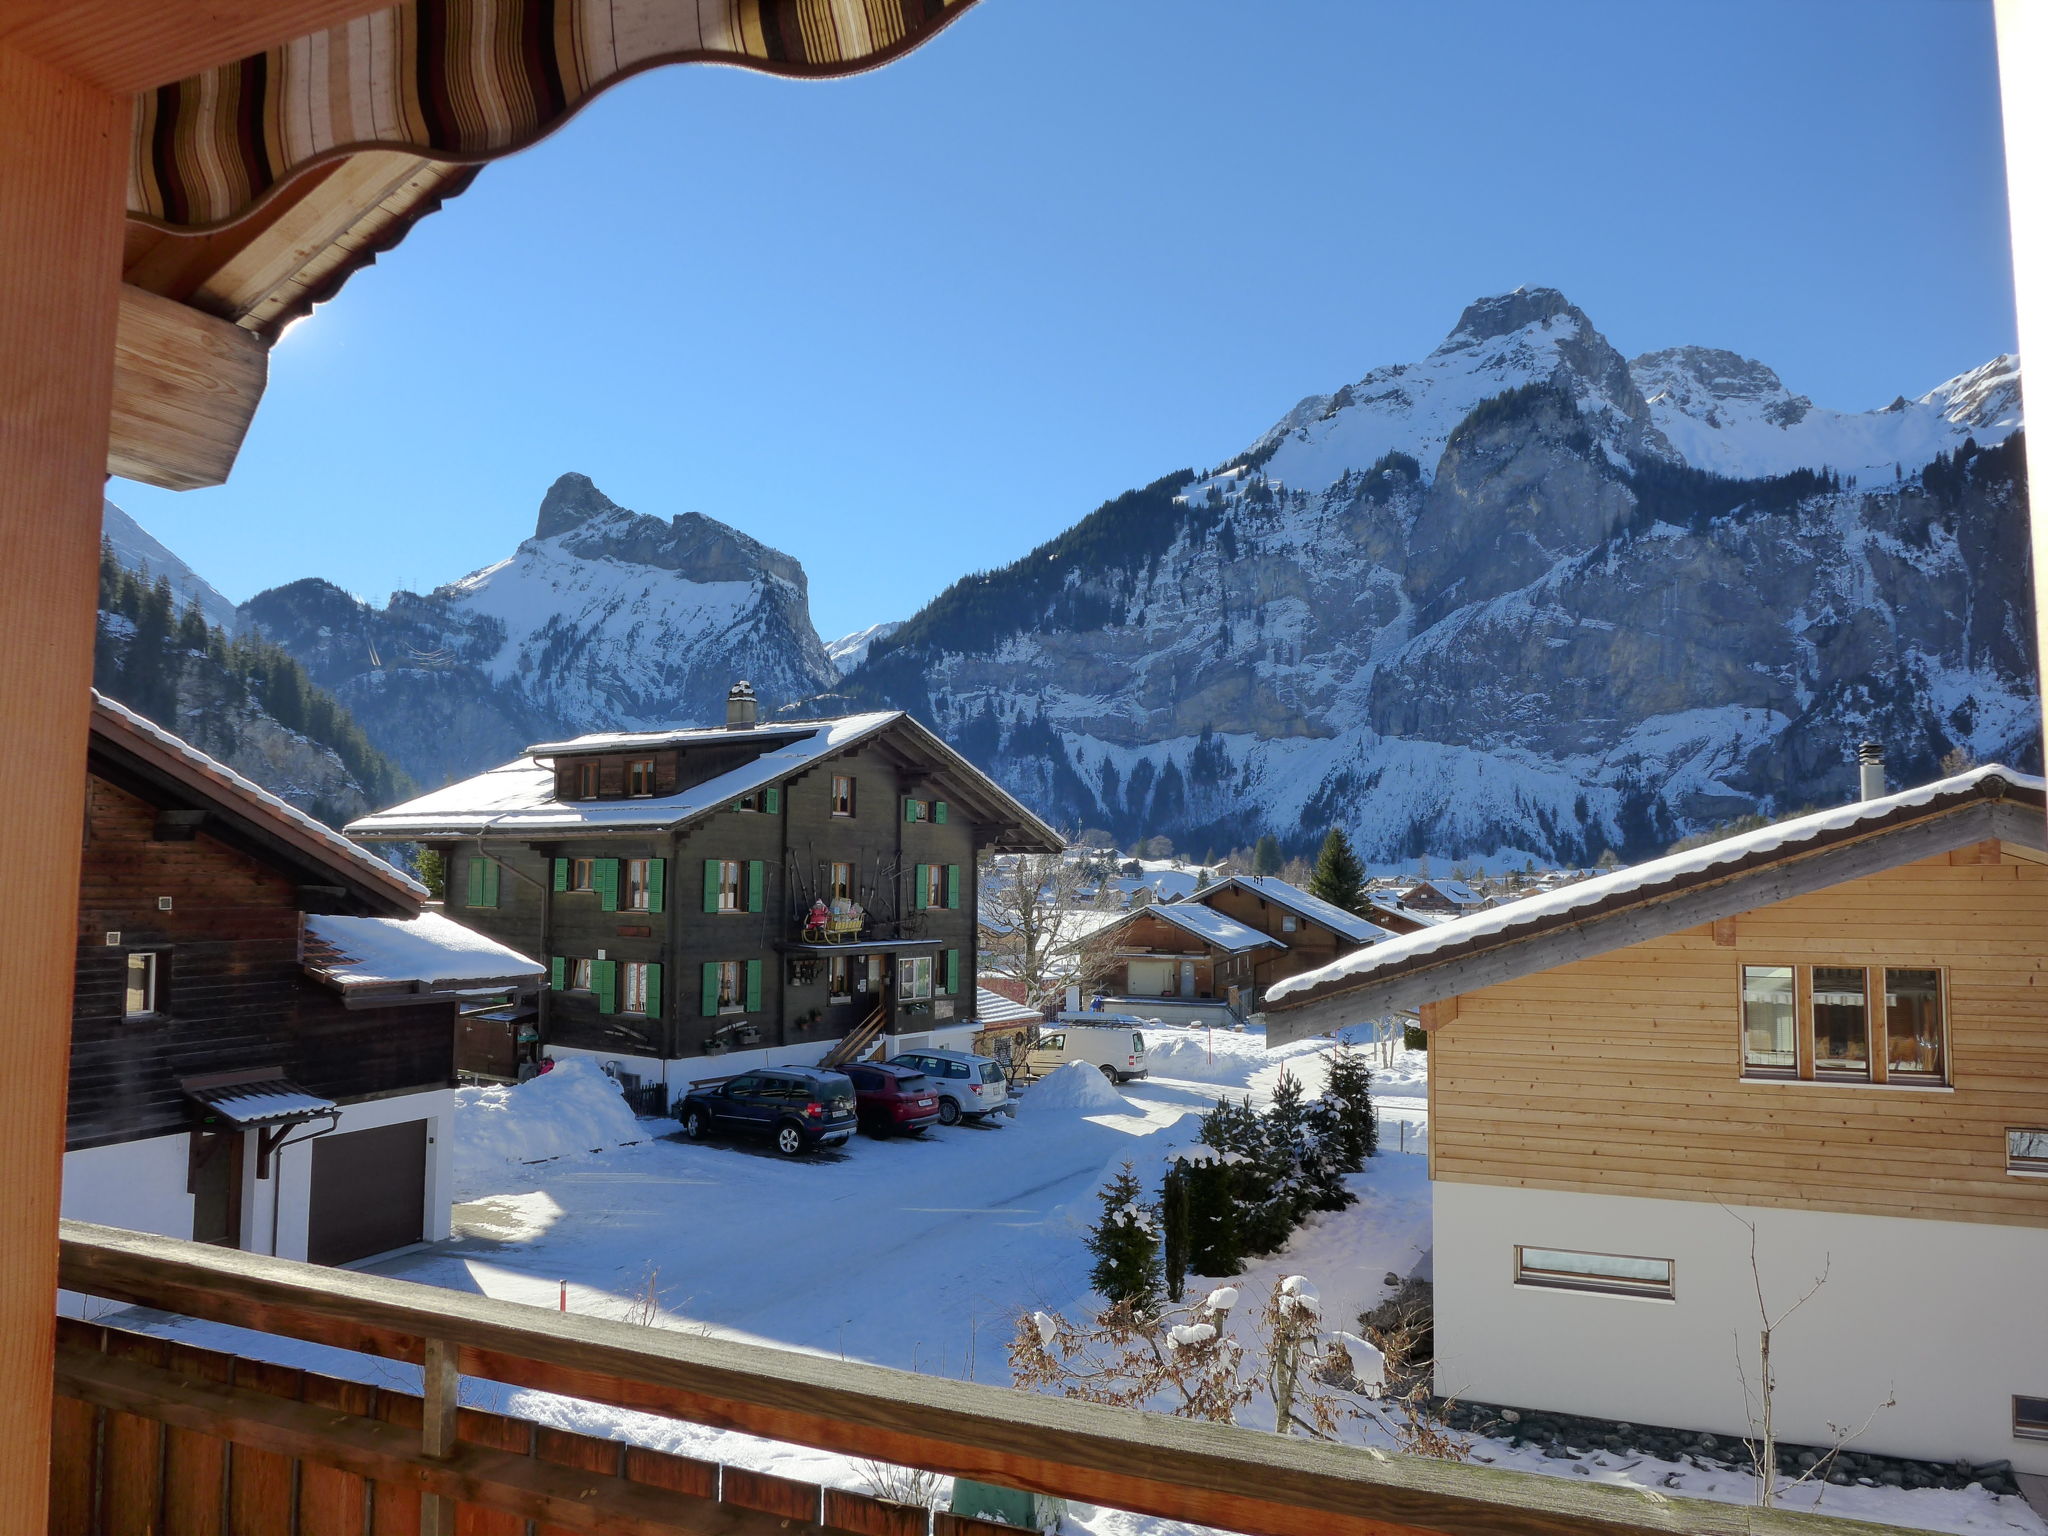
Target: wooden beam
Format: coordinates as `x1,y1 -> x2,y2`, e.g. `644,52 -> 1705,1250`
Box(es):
107,283 -> 268,490
58,1222 -> 1933,1536
1265,801 -> 2020,1045
0,0 -> 391,96
0,39 -> 128,1536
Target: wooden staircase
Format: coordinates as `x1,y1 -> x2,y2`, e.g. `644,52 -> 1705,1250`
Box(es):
819,1002 -> 887,1069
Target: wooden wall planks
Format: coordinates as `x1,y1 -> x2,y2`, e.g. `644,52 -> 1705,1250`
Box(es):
1432,851 -> 2048,1226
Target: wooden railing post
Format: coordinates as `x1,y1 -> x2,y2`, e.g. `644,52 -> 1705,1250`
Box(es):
419,1337 -> 459,1536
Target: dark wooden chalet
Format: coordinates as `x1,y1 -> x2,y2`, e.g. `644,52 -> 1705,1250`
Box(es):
1189,874 -> 1393,1004
66,693 -> 540,1274
1081,900 -> 1281,1015
347,684 -> 1062,1101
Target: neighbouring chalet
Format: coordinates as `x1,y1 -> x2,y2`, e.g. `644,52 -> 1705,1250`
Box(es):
347,685 -> 1062,1104
969,984 -> 1045,1069
1083,875 -> 1393,1018
1264,763 -> 2048,1476
1191,875 -> 1395,1004
1395,876 -> 1487,915
67,694 -> 542,1281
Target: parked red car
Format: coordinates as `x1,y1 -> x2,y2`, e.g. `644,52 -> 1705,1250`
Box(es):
841,1062 -> 941,1137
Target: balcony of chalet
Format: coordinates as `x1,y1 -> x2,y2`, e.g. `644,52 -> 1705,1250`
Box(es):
52,1219 -> 1911,1536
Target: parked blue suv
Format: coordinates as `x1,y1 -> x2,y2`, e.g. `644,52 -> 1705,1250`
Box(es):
677,1066 -> 858,1156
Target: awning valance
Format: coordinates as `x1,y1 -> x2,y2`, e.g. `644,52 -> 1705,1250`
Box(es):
130,0 -> 976,232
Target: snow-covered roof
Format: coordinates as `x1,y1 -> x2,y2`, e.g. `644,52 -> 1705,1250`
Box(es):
524,721 -> 818,757
1110,901 -> 1283,955
972,987 -> 1042,1026
188,1079 -> 338,1126
304,910 -> 544,991
1196,875 -> 1394,945
1268,764 -> 2046,1008
90,690 -> 427,907
1406,878 -> 1483,906
348,710 -> 1063,853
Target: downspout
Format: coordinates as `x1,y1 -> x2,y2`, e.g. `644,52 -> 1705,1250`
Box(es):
262,1111 -> 341,1258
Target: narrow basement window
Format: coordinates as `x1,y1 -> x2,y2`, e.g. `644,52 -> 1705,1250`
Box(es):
1514,1246 -> 1674,1300
2014,1396 -> 2048,1441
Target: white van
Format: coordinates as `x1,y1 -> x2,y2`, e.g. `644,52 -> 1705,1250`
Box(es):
1029,1018 -> 1148,1083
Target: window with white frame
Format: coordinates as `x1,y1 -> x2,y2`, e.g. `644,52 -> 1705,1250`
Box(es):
2015,1396 -> 2048,1441
900,956 -> 933,1001
716,859 -> 743,913
1740,964 -> 1946,1085
832,775 -> 856,817
713,959 -> 744,1012
622,961 -> 651,1014
569,957 -> 594,991
1513,1246 -> 1674,1300
123,951 -> 159,1017
624,858 -> 653,911
2008,1129 -> 2048,1177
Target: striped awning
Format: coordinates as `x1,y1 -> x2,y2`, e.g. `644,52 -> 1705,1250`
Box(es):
130,0 -> 976,231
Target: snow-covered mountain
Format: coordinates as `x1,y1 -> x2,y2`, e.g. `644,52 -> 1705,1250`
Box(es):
243,474 -> 838,788
839,288 -> 2033,867
102,499 -> 241,632
826,621 -> 903,676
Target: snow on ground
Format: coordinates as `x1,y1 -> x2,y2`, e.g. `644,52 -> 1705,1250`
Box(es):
110,1029 -> 2039,1536
450,1059 -> 662,1187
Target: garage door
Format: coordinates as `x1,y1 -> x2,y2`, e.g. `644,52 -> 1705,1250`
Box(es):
1128,960 -> 1174,995
307,1120 -> 427,1266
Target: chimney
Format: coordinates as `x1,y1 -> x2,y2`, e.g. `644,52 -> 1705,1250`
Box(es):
1857,740 -> 1886,800
726,681 -> 758,730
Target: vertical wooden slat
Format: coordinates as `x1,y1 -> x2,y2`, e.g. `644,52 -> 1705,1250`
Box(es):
822,1487 -> 933,1536
533,1427 -> 621,1536
368,1390 -> 422,1536
299,1374 -> 375,1536
228,1359 -> 304,1535
47,1395 -> 100,1536
0,40 -> 128,1536
101,1332 -> 170,1536
452,1409 -> 529,1536
722,1467 -> 822,1523
163,1341 -> 236,1536
419,1338 -> 459,1536
620,1445 -> 716,1500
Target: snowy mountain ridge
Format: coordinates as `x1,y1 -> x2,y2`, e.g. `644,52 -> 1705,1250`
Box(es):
241,474 -> 836,789
838,287 -> 2034,867
825,621 -> 904,677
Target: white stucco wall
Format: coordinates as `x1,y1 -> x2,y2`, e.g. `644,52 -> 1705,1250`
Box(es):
1434,1181 -> 2048,1473
60,1135 -> 198,1315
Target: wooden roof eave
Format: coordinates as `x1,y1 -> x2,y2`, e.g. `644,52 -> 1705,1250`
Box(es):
1263,789 -> 2048,1047
89,714 -> 421,918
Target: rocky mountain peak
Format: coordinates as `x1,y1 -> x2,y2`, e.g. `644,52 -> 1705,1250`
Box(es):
1434,286 -> 1581,351
534,471 -> 625,539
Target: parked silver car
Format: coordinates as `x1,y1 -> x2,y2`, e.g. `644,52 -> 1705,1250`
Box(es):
884,1048 -> 1013,1125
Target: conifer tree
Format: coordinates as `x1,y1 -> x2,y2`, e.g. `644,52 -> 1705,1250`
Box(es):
1160,1159 -> 1189,1304
1251,1072 -> 1317,1246
1307,828 -> 1368,916
1183,1155 -> 1244,1278
1087,1163 -> 1161,1309
1317,1044 -> 1378,1173
415,848 -> 447,901
1252,834 -> 1283,876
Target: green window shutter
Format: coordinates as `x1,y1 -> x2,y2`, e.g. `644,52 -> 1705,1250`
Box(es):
463,857 -> 480,906
945,865 -> 960,910
764,787 -> 780,814
550,956 -> 565,990
745,958 -> 763,1012
944,948 -> 959,994
703,859 -> 721,914
646,858 -> 666,914
934,800 -> 948,824
596,858 -> 620,913
701,962 -> 721,1017
645,963 -> 663,1018
747,860 -> 766,913
904,798 -> 918,823
485,859 -> 503,908
594,959 -> 618,1014
913,864 -> 929,911
552,858 -> 570,892
732,798 -> 745,812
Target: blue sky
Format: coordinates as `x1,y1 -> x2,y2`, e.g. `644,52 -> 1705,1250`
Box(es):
114,0 -> 2017,643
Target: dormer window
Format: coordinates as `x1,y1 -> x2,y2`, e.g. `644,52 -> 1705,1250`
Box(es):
574,761 -> 600,798
626,758 -> 656,796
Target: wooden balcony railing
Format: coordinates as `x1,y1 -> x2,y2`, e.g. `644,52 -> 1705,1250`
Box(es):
56,1220 -> 1926,1536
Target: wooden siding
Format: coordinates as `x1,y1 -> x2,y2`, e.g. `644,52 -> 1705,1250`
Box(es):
1198,885 -> 1360,999
1431,849 -> 2048,1228
71,778 -> 452,1152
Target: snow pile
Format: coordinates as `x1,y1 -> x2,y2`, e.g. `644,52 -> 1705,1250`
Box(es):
453,1060 -> 645,1185
1140,1028 -> 1271,1082
1024,1060 -> 1129,1110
